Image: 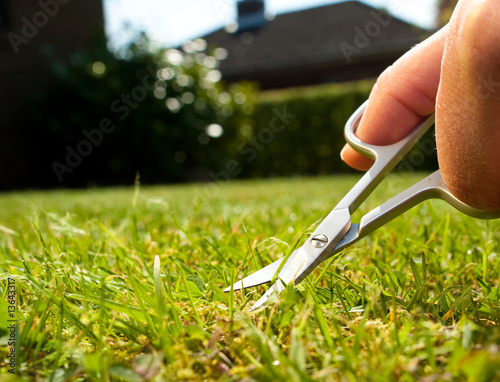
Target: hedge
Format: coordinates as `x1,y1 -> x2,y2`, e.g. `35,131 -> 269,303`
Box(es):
231,80 -> 437,179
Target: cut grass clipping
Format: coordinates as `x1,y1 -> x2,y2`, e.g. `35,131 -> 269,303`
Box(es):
1,174 -> 500,381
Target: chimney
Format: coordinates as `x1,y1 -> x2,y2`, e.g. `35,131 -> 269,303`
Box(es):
236,0 -> 267,32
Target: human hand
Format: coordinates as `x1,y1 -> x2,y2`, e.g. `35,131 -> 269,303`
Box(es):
340,0 -> 500,211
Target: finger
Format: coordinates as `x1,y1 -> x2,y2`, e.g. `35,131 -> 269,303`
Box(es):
436,0 -> 500,210
341,26 -> 447,171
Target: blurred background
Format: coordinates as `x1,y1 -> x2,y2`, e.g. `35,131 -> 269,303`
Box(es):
0,0 -> 458,189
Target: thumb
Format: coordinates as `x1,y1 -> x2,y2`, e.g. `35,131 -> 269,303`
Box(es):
436,0 -> 500,210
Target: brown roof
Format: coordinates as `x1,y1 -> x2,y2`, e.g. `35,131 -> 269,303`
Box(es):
203,1 -> 428,83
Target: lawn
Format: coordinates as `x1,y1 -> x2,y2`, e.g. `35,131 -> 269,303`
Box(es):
1,174 -> 500,381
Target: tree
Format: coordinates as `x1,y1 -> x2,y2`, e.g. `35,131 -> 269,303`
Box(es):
40,34 -> 256,186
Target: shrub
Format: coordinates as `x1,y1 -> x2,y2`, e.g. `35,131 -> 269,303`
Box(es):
230,80 -> 437,179
42,34 -> 256,187
234,81 -> 373,178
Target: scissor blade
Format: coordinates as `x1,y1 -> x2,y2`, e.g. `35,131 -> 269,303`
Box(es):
224,257 -> 284,292
248,230 -> 354,311
265,208 -> 352,287
226,209 -> 351,310
250,279 -> 286,311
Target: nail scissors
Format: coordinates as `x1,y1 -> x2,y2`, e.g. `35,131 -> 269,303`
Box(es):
225,100 -> 500,311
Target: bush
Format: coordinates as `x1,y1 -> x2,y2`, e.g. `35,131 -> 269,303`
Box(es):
232,81 -> 373,178
230,80 -> 438,179
41,34 -> 256,187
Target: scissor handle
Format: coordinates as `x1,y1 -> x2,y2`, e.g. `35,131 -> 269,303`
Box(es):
361,170 -> 500,238
336,101 -> 435,213
344,100 -> 434,163
341,101 -> 500,225
334,167 -> 500,256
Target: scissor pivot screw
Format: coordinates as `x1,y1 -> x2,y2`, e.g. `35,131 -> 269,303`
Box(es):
311,234 -> 329,248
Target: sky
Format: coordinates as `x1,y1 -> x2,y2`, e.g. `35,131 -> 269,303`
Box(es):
103,0 -> 438,50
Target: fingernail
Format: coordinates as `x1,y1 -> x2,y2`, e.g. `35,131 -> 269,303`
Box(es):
340,145 -> 348,161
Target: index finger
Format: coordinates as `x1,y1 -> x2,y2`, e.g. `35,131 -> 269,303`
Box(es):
341,26 -> 447,170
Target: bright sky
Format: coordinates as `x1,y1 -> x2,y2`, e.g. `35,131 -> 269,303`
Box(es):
103,0 -> 438,50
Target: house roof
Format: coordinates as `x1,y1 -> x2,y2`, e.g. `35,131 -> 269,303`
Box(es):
203,1 -> 428,79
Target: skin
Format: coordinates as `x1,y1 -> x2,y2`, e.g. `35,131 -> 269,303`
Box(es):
341,0 -> 500,211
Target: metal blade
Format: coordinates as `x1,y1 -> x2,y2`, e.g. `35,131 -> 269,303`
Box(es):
225,208 -> 351,311
264,208 -> 351,288
224,257 -> 284,292
249,279 -> 286,311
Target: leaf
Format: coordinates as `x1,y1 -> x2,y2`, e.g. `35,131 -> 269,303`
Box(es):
109,365 -> 143,382
154,255 -> 165,317
410,257 -> 422,287
187,274 -> 206,292
184,281 -> 204,298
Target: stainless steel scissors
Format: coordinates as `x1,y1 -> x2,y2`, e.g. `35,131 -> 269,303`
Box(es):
225,100 -> 500,311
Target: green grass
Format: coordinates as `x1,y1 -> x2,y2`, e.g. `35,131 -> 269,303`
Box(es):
1,174 -> 500,381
